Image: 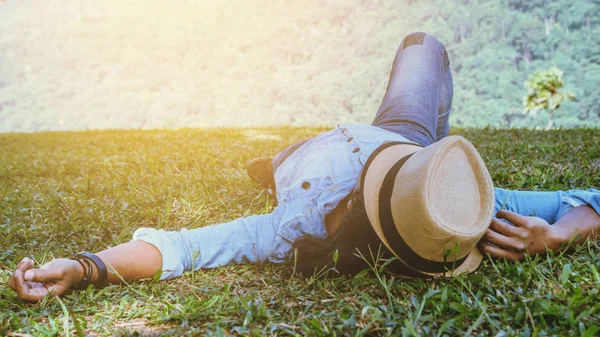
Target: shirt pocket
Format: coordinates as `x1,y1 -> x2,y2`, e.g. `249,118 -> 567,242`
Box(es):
283,173 -> 336,201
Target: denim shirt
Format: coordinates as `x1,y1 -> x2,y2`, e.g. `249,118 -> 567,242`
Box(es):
132,124 -> 600,280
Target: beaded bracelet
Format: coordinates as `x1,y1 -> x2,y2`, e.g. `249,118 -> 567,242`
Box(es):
70,257 -> 93,290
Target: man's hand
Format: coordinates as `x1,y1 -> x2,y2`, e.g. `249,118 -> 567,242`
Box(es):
479,210 -> 563,261
8,257 -> 83,303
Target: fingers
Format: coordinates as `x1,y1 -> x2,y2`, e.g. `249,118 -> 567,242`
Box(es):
484,229 -> 526,251
489,217 -> 522,237
12,266 -> 43,303
16,257 -> 34,271
8,257 -> 35,291
24,268 -> 62,283
9,257 -> 54,303
496,210 -> 529,227
479,241 -> 526,261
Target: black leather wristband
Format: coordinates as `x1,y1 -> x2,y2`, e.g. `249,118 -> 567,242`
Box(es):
74,252 -> 108,286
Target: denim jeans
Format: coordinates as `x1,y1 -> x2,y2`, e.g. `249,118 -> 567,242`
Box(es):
272,32 -> 453,171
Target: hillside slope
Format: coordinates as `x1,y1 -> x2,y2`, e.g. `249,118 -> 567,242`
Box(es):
1,0 -> 599,132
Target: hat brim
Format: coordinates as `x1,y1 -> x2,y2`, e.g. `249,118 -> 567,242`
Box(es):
420,245 -> 484,277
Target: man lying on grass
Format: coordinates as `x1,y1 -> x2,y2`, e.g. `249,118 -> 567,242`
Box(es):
9,32 -> 600,303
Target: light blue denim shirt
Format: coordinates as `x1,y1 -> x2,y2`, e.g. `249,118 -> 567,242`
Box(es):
132,124 -> 600,280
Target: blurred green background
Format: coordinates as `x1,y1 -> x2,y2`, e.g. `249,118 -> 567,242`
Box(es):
1,0 -> 599,132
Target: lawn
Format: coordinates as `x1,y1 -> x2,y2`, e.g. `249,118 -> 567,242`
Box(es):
1,127 -> 599,336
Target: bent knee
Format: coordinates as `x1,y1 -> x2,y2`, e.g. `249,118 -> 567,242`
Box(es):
402,32 -> 446,49
401,32 -> 427,49
401,32 -> 450,69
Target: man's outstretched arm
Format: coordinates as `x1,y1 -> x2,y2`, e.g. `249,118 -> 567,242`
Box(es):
479,205 -> 600,261
8,240 -> 162,302
9,206 -> 286,302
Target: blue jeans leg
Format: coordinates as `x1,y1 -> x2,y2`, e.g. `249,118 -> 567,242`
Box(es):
372,32 -> 453,146
436,66 -> 453,141
272,32 -> 453,171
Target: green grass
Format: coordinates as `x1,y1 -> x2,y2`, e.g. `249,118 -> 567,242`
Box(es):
1,127 -> 599,336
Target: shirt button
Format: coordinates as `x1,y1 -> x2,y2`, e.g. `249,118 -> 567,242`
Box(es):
353,147 -> 360,153
346,137 -> 353,142
302,181 -> 311,190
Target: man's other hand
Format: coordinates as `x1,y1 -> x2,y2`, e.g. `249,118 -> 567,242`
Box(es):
478,210 -> 563,261
8,257 -> 83,302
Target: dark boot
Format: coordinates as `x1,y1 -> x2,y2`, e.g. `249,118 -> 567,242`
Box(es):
246,157 -> 275,189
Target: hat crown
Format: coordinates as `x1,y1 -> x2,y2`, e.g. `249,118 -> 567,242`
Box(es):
362,136 -> 495,276
392,137 -> 493,262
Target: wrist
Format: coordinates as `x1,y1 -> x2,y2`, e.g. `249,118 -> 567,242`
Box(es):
548,226 -> 568,251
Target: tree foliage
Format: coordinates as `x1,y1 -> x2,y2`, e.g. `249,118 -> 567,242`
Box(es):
523,67 -> 575,129
0,0 -> 599,132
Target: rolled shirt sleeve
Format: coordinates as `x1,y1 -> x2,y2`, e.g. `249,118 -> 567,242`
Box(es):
132,205 -> 285,280
494,188 -> 600,224
555,189 -> 600,220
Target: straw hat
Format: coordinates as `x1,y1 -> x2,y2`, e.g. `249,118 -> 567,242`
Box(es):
360,136 -> 494,276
